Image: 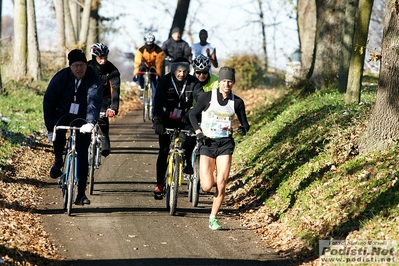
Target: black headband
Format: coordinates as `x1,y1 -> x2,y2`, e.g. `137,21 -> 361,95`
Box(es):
218,70 -> 235,83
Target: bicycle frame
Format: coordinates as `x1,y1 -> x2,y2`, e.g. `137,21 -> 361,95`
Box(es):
53,125 -> 81,216
137,70 -> 158,122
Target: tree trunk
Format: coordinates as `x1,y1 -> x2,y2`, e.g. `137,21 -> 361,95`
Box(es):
297,0 -> 316,81
78,0 -> 93,51
257,0 -> 268,69
86,0 -> 100,56
338,0 -> 359,93
27,0 -> 40,80
345,0 -> 374,103
12,0 -> 27,80
54,0 -> 66,66
309,0 -> 344,89
169,0 -> 190,37
358,0 -> 399,154
65,0 -> 77,48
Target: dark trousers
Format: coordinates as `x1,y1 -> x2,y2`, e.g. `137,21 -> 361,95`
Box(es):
98,115 -> 110,151
138,64 -> 157,101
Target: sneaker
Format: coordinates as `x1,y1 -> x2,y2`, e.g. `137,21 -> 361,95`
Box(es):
75,195 -> 90,205
209,218 -> 222,230
153,184 -> 164,194
183,160 -> 193,175
50,161 -> 63,179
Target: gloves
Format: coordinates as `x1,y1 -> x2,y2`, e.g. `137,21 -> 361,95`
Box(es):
47,132 -> 53,142
196,132 -> 206,143
80,123 -> 94,134
153,119 -> 164,135
133,75 -> 138,82
237,126 -> 247,136
106,109 -> 116,117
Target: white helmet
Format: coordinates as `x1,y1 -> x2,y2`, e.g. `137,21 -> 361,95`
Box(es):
144,33 -> 156,43
192,54 -> 211,71
90,43 -> 109,57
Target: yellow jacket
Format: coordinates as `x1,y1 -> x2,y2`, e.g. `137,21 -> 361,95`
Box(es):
133,44 -> 164,77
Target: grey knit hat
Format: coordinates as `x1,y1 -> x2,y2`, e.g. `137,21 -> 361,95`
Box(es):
171,57 -> 190,72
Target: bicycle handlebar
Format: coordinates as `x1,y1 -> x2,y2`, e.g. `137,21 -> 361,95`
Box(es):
137,71 -> 159,76
164,128 -> 196,137
52,125 -> 90,142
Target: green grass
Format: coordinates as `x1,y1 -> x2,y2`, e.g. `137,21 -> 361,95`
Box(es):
232,82 -> 399,260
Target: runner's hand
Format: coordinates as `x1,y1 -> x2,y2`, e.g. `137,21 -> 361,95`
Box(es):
196,132 -> 206,143
237,126 -> 247,136
80,123 -> 94,133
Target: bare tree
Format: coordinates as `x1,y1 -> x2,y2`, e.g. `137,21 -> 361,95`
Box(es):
358,0 -> 399,153
54,0 -> 66,66
12,0 -> 27,80
345,0 -> 374,104
27,0 -> 40,80
169,0 -> 190,37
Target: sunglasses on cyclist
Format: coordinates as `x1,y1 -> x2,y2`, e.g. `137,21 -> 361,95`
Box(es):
195,71 -> 209,75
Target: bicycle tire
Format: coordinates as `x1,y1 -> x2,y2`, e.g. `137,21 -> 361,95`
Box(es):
88,141 -> 96,195
66,153 -> 75,216
192,154 -> 200,207
164,159 -> 171,210
148,83 -> 153,121
187,175 -> 193,202
143,87 -> 149,122
169,154 -> 180,215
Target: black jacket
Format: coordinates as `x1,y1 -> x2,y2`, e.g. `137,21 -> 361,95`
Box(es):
153,73 -> 203,128
43,66 -> 103,131
88,59 -> 121,114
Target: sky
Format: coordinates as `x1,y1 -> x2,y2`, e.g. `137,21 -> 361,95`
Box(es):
2,0 -> 299,79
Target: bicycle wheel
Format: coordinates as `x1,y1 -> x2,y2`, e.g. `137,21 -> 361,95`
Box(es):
62,154 -> 70,211
142,87 -> 149,122
187,174 -> 193,202
148,83 -> 153,121
66,153 -> 76,216
88,141 -> 96,195
169,154 -> 181,216
192,154 -> 200,207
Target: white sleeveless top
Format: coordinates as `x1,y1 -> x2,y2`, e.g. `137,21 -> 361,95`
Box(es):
201,89 -> 235,139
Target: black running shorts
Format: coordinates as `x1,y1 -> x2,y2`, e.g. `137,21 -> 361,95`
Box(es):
199,137 -> 235,158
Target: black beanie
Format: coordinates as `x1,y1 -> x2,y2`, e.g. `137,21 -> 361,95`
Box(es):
68,49 -> 87,65
171,57 -> 190,72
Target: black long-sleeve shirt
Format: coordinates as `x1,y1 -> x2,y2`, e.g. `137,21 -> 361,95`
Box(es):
189,89 -> 250,133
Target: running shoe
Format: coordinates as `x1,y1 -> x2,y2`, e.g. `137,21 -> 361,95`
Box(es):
153,184 -> 164,194
209,218 -> 222,230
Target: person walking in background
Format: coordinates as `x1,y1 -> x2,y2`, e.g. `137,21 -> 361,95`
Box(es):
133,33 -> 164,100
43,49 -> 103,205
88,42 -> 121,157
192,54 -> 218,92
152,57 -> 203,197
189,66 -> 249,230
191,29 -> 218,71
162,27 -> 192,74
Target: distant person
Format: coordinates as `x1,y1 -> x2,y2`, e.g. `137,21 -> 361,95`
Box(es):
189,66 -> 249,230
43,49 -> 103,205
88,42 -> 121,157
133,33 -> 164,100
162,27 -> 191,74
191,29 -> 218,71
192,54 -> 218,92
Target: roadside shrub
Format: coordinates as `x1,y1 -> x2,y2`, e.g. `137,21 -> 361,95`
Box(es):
224,54 -> 264,90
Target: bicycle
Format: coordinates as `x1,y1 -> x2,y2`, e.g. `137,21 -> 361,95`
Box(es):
164,56 -> 173,75
154,128 -> 195,215
187,141 -> 201,207
137,70 -> 158,122
87,112 -> 105,195
53,125 -> 82,216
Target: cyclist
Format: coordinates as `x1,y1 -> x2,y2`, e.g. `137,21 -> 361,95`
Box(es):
133,33 -> 164,100
192,54 -> 218,92
191,29 -> 218,71
162,27 -> 191,74
152,57 -> 203,197
189,66 -> 250,230
43,49 -> 103,205
88,42 -> 121,157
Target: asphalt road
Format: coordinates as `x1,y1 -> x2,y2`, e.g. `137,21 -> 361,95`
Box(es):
40,109 -> 291,266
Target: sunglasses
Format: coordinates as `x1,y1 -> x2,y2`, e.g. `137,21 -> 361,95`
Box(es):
195,71 -> 209,75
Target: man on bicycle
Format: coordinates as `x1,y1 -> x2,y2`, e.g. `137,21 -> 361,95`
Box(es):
88,42 -> 121,157
189,66 -> 250,230
133,33 -> 164,100
43,49 -> 103,205
162,27 -> 192,74
192,54 -> 218,92
152,57 -> 203,196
